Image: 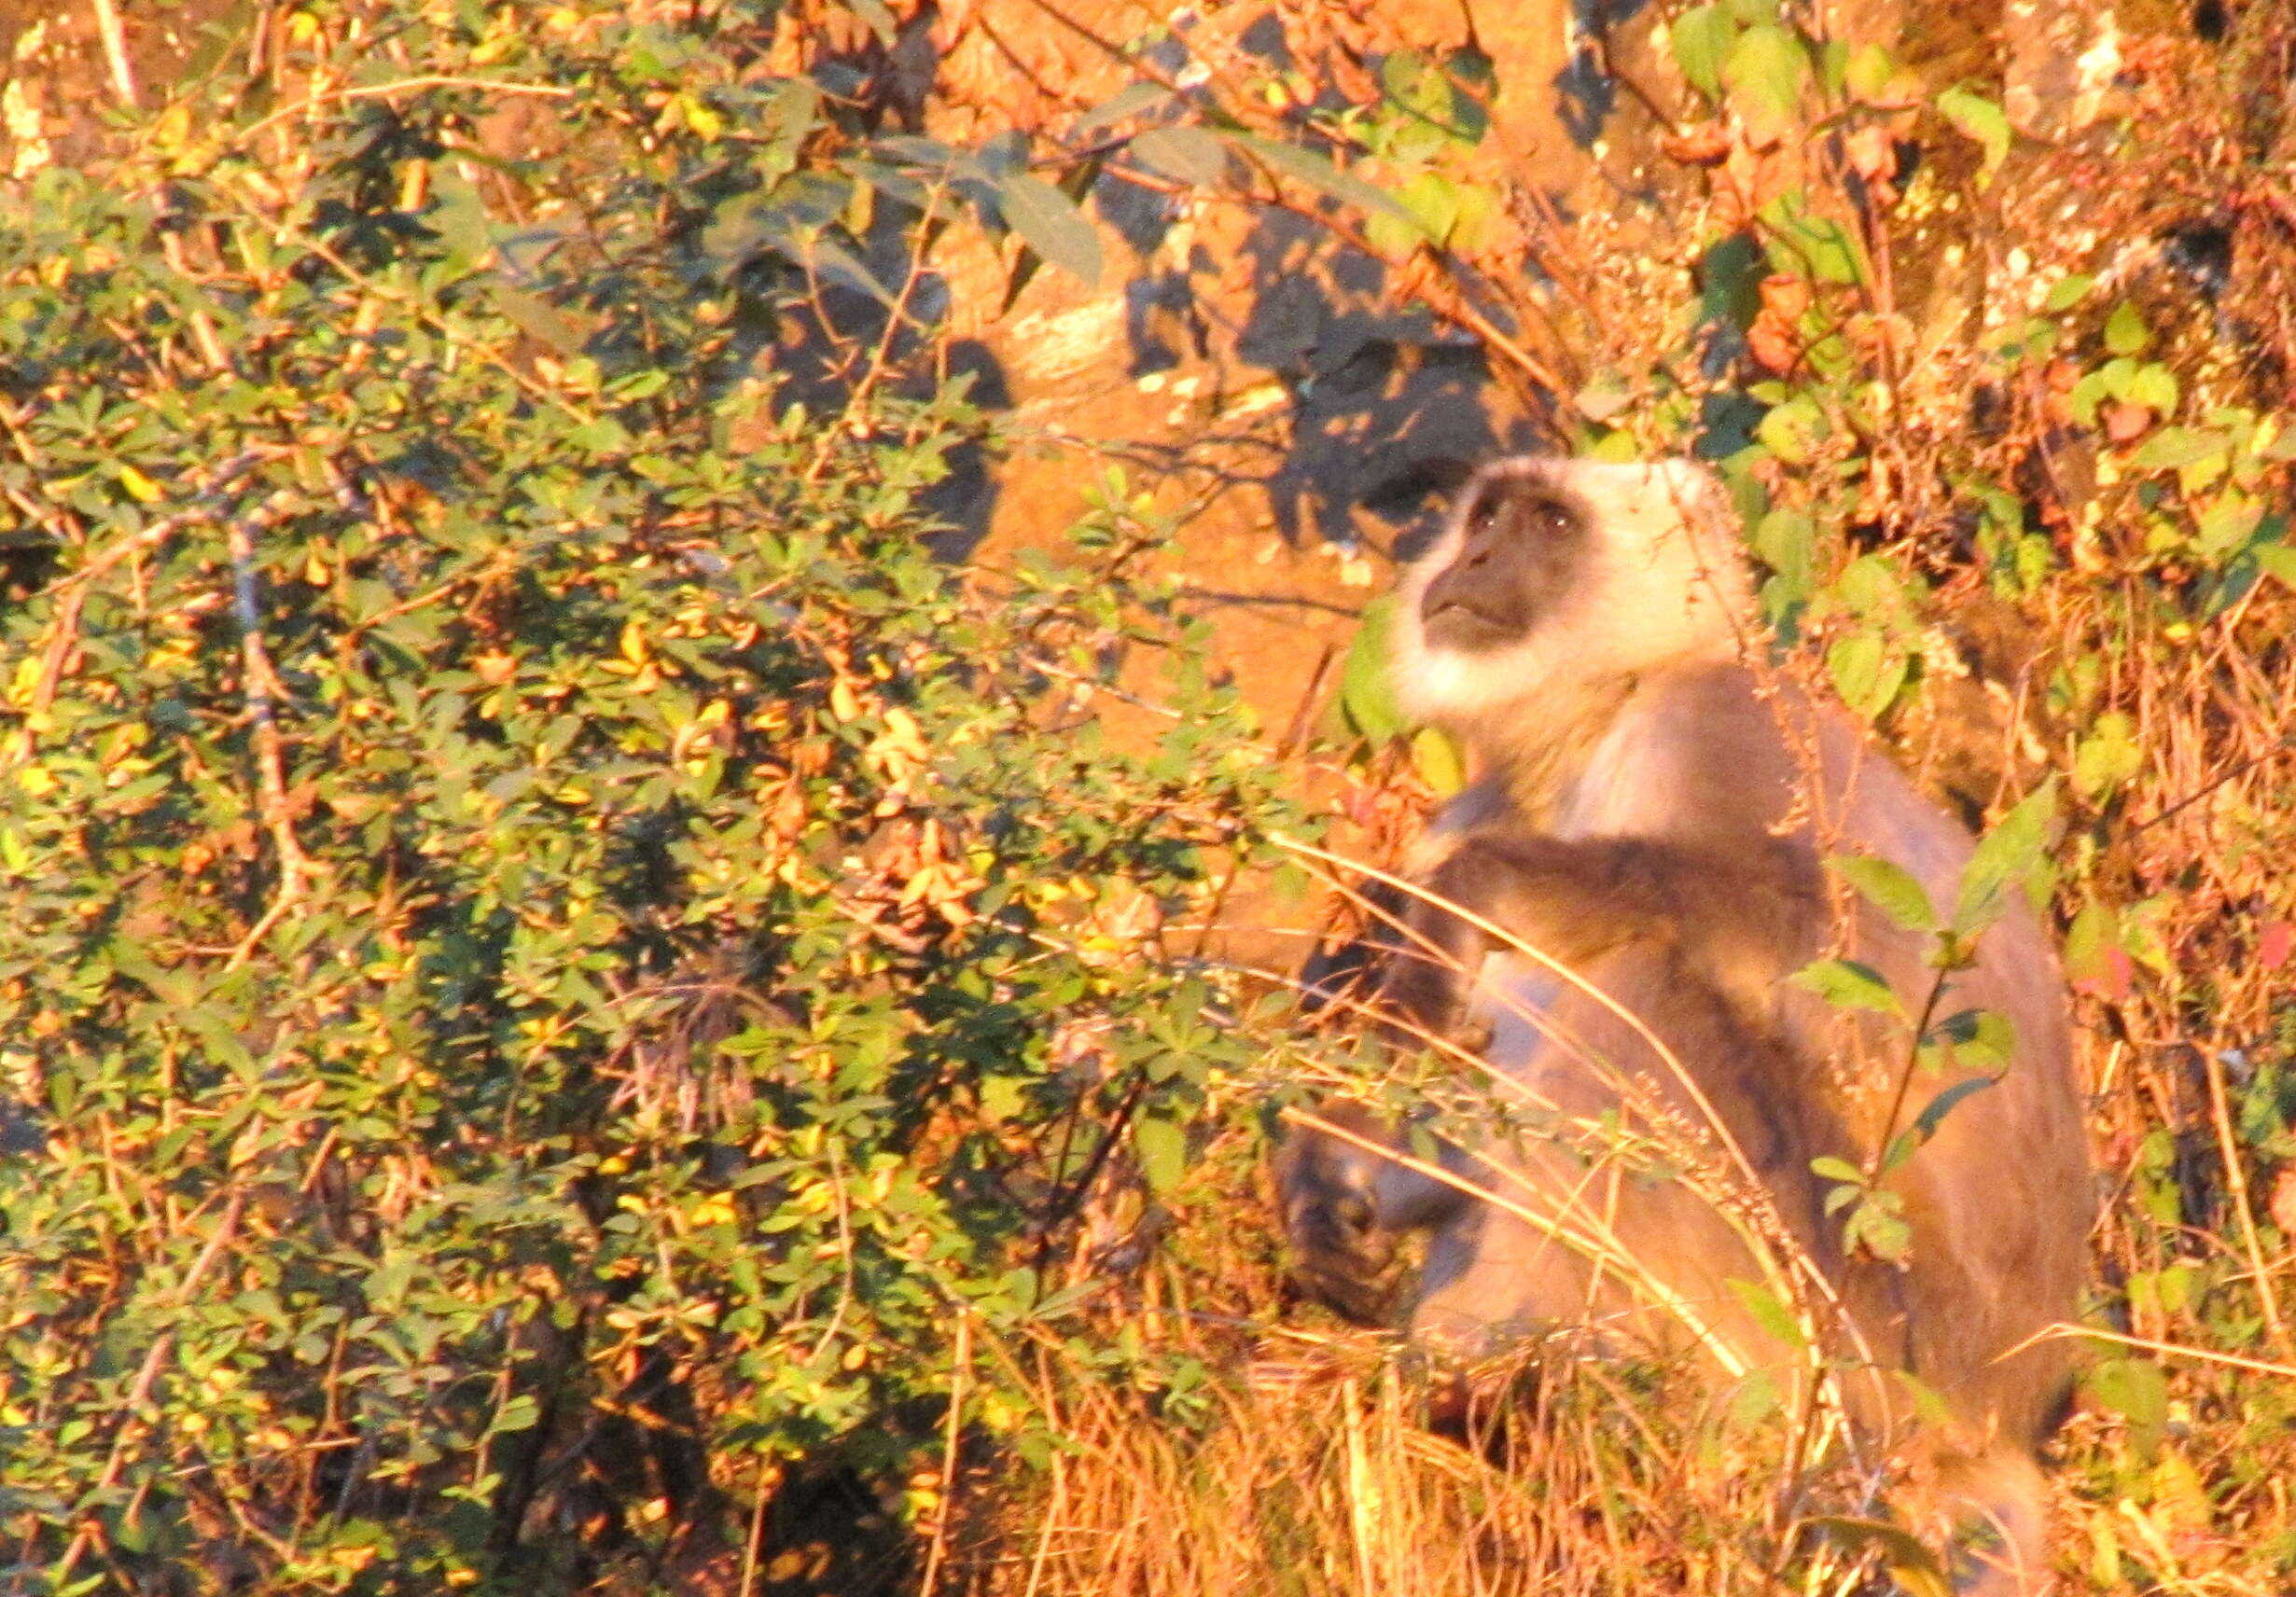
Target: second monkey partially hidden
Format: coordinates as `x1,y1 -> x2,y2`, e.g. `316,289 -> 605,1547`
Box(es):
1278,459 -> 2091,1596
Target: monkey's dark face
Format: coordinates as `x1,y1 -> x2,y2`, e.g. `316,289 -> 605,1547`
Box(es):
1418,476 -> 1592,655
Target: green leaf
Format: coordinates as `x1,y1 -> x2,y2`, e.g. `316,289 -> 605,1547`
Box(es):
1134,1114 -> 1188,1194
1339,595 -> 1407,742
1128,126 -> 1229,186
1844,42 -> 1896,102
1921,1007 -> 2016,1073
2105,299 -> 2150,355
2072,712 -> 2141,800
1229,133 -> 1418,230
2125,362 -> 2178,413
1906,1074 -> 1998,1149
1412,727 -> 1465,795
1809,1154 -> 1867,1186
1935,86 -> 2010,187
2130,426 -> 2229,472
1670,4 -> 1735,99
1075,80 -> 1171,133
1790,958 -> 1904,1017
2042,273 -> 2094,312
1806,1517 -> 1955,1597
995,172 -> 1102,286
1723,24 -> 1807,142
2084,1356 -> 2169,1461
1828,855 -> 1937,931
1725,1277 -> 1808,1350
1827,630 -> 1907,720
1757,392 -> 1827,464
1952,779 -> 2058,939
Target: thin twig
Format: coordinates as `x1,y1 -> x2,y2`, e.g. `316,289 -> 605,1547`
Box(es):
916,1309 -> 971,1597
226,497 -> 319,966
229,75 -> 573,149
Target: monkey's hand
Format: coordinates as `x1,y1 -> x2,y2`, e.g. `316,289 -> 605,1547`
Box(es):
1381,832 -> 1674,1049
1377,848 -> 1503,1048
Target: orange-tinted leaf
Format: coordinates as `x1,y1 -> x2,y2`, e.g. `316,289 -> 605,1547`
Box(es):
2258,920 -> 2292,970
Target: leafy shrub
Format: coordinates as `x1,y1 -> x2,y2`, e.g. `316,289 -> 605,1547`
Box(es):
0,5 -> 1305,1587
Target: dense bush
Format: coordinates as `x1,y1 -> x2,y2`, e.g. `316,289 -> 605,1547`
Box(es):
0,5 -> 1307,1587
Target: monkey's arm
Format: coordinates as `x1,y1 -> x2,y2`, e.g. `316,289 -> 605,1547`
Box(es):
1380,831 -> 1802,1040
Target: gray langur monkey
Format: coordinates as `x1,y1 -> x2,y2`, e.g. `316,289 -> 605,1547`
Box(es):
1276,458 -> 2092,1596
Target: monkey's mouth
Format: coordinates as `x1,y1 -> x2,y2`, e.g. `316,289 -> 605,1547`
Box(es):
1421,592 -> 1520,650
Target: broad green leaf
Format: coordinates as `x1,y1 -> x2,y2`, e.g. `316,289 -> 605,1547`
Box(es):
2105,299 -> 2150,355
1906,1074 -> 1998,1149
1806,1517 -> 1955,1597
995,171 -> 1102,286
1670,4 -> 1735,99
1757,392 -> 1826,464
1844,42 -> 1895,102
1726,1278 -> 1808,1349
1129,126 -> 1230,186
2131,426 -> 2229,472
1935,87 -> 2009,186
1920,1007 -> 2016,1073
1134,1113 -> 1188,1194
1723,24 -> 1807,142
1952,780 -> 2058,939
1229,133 -> 1418,230
2043,273 -> 2094,312
2073,712 -> 2141,799
1412,727 -> 1465,794
1828,855 -> 1937,931
1827,630 -> 1907,720
1339,594 -> 1407,741
1075,80 -> 1170,132
2084,1356 -> 2169,1460
1790,958 -> 1904,1017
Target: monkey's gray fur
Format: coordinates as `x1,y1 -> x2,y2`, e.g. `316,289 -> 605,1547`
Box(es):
1278,458 -> 2092,1596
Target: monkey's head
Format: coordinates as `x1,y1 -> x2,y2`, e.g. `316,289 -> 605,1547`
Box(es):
1390,458 -> 1752,734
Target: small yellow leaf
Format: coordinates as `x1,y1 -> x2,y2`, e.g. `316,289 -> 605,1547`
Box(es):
117,464 -> 162,503
619,619 -> 650,668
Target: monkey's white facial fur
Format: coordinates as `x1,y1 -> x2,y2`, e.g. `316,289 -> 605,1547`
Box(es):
1391,458 -> 1752,729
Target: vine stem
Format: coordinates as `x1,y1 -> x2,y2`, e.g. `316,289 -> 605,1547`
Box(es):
1862,960 -> 1955,1190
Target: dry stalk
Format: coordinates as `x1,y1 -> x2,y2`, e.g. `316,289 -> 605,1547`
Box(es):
89,0 -> 138,109
2202,1048 -> 2291,1356
918,1308 -> 973,1597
